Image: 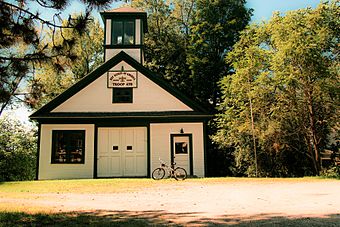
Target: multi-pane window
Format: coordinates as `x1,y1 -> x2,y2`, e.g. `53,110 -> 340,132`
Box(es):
52,130 -> 85,164
112,20 -> 135,45
112,88 -> 133,103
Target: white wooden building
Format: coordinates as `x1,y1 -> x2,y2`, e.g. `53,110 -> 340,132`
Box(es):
30,7 -> 210,180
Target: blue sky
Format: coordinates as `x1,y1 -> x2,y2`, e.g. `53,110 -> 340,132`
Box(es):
247,0 -> 321,22
27,0 -> 322,25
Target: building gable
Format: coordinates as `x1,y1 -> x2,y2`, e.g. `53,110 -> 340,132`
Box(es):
52,60 -> 192,113
30,52 -> 208,119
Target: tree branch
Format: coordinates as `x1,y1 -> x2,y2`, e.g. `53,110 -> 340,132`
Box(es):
3,1 -> 76,29
0,54 -> 60,61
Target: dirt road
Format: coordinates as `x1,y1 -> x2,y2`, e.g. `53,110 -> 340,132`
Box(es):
2,179 -> 340,226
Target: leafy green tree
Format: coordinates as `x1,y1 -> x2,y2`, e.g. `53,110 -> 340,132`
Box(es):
131,1 -> 252,176
185,0 -> 252,176
215,1 -> 339,176
0,116 -> 37,181
187,0 -> 252,112
26,19 -> 104,108
131,0 -> 194,92
0,0 -> 117,115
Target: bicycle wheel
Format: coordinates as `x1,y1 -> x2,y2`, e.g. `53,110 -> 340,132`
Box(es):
174,167 -> 187,180
152,168 -> 165,180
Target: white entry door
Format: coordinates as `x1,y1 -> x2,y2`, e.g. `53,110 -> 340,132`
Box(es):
97,127 -> 147,177
172,135 -> 191,175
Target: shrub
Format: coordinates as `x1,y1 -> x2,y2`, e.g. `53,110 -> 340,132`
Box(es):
0,116 -> 37,181
320,165 -> 340,179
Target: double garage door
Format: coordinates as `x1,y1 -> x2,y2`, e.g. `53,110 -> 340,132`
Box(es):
97,127 -> 147,177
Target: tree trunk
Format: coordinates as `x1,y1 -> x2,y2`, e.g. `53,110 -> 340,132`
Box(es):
306,135 -> 319,175
249,96 -> 258,177
305,88 -> 321,175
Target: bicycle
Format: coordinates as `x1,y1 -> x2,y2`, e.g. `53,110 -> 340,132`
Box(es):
152,158 -> 187,180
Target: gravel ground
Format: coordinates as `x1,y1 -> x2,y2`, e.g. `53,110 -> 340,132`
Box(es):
2,179 -> 340,226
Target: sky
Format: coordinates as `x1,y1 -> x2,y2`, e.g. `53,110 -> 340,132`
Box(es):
247,0 -> 321,22
3,0 -> 323,124
24,0 -> 323,25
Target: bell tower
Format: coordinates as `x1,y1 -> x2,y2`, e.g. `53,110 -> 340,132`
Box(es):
100,7 -> 148,64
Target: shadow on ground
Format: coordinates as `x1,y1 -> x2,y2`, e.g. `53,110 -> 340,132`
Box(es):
1,210 -> 340,226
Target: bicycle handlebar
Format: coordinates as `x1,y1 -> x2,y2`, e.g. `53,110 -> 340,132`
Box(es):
158,158 -> 176,167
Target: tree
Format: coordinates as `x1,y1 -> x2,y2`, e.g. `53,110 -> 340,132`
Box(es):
185,0 -> 252,176
131,0 -> 195,93
131,0 -> 252,176
214,1 -> 340,176
26,18 -> 104,108
187,0 -> 252,112
0,115 -> 37,181
0,0 -> 117,115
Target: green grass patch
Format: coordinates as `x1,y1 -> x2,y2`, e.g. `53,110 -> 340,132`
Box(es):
0,177 -> 336,195
0,178 -> 160,194
0,211 -> 177,227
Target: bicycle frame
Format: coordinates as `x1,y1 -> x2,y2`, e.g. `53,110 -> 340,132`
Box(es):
159,159 -> 175,177
152,158 -> 187,180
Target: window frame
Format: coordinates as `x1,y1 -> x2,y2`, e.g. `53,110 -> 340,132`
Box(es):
51,130 -> 86,164
112,88 -> 133,103
111,19 -> 135,45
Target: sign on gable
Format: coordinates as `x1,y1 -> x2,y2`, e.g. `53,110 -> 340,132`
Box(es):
107,71 -> 138,88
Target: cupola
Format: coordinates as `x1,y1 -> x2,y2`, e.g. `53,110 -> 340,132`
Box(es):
100,7 -> 148,64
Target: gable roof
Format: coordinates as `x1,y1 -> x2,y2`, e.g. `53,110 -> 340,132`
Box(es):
30,51 -> 210,119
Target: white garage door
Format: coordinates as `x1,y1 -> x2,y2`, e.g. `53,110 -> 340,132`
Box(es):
97,127 -> 147,177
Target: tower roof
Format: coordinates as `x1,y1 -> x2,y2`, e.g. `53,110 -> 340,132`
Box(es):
104,6 -> 145,13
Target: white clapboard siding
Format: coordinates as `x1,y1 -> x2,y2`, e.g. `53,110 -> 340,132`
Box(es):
39,124 -> 95,180
52,61 -> 193,113
150,123 -> 205,177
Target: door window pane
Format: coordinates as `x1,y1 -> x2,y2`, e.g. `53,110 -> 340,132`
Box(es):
175,142 -> 188,154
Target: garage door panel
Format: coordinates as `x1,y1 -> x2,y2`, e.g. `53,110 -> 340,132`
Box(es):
97,158 -> 108,177
98,128 -> 109,155
97,127 -> 147,177
110,157 -> 121,175
109,129 -> 120,152
124,156 -> 135,175
136,156 -> 146,175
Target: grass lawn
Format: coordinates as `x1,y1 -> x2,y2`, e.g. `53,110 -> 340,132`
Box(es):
0,211 -> 176,227
0,178 -> 159,194
0,177 -> 334,195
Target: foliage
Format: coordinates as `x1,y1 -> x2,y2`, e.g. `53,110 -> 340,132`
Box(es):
131,0 -> 195,93
214,1 -> 340,177
0,116 -> 37,181
27,18 -> 104,108
0,0 -> 116,115
187,0 -> 252,111
320,165 -> 340,179
185,0 -> 252,177
131,1 -> 252,177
